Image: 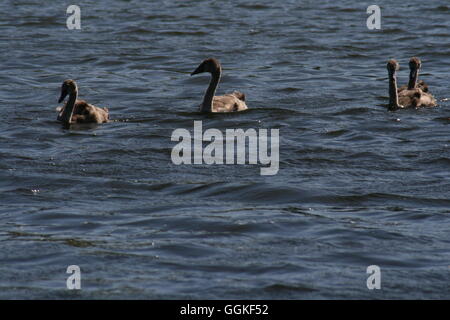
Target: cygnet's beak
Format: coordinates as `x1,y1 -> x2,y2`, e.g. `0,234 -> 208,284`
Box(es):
191,65 -> 203,76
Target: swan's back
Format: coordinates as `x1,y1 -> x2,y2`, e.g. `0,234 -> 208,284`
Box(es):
398,88 -> 436,108
398,80 -> 428,93
210,92 -> 247,113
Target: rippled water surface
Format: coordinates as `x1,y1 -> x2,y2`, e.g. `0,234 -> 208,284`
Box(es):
0,0 -> 449,299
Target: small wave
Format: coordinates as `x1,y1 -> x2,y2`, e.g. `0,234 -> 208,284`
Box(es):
237,4 -> 271,10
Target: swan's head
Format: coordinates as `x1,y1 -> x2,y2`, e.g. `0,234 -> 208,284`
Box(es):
387,59 -> 399,76
191,58 -> 221,76
58,79 -> 78,103
409,57 -> 422,71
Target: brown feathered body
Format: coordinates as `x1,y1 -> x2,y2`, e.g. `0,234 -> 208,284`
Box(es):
208,91 -> 247,113
57,100 -> 109,123
397,88 -> 436,108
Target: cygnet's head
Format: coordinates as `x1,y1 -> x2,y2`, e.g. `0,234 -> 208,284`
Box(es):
191,58 -> 221,76
58,79 -> 78,103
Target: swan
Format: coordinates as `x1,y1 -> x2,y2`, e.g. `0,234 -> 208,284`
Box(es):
190,58 -> 248,113
57,79 -> 109,124
387,59 -> 436,110
398,57 -> 429,93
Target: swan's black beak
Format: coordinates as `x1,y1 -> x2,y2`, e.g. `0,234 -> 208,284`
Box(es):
58,90 -> 68,103
191,65 -> 203,76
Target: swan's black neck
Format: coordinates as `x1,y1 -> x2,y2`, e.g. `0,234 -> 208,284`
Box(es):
388,72 -> 400,109
408,69 -> 419,90
60,90 -> 77,124
201,69 -> 221,112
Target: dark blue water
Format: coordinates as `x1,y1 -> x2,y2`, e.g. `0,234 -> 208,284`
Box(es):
0,0 -> 449,299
